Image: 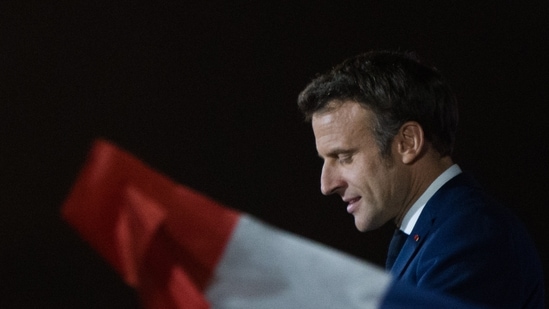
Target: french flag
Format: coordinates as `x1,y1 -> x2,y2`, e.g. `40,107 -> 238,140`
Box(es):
61,139 -> 480,309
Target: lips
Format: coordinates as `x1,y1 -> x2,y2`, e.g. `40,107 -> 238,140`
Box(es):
345,197 -> 361,214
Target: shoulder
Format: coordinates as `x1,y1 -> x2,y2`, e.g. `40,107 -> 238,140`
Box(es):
425,172 -> 516,226
422,172 -> 533,249
409,172 -> 544,307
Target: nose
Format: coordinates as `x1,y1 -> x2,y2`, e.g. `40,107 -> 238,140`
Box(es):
320,162 -> 343,195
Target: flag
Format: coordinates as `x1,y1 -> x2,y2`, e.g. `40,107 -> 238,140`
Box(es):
61,139 -> 482,309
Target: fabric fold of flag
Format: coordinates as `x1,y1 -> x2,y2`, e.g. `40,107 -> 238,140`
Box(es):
62,139 -> 240,308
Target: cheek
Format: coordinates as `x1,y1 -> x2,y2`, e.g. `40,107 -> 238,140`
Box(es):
345,167 -> 367,188
347,154 -> 389,195
361,165 -> 394,202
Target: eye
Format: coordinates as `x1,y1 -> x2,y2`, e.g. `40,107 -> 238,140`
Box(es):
338,154 -> 353,164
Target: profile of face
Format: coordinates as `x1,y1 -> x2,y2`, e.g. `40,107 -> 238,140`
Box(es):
312,101 -> 411,232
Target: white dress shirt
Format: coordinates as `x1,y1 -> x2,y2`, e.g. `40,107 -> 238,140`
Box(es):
400,164 -> 462,235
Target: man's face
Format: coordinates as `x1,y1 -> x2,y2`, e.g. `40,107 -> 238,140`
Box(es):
312,101 -> 410,231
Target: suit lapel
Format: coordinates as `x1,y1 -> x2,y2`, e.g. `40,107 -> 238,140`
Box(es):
390,213 -> 434,277
390,173 -> 479,277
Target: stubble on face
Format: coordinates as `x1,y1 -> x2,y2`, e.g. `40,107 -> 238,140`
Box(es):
312,101 -> 408,232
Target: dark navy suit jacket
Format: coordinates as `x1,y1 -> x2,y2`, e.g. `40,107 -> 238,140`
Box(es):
389,173 -> 544,308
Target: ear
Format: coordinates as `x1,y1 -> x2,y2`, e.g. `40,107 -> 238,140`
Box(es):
395,121 -> 424,164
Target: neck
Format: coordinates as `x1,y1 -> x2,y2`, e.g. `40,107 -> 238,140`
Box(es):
394,155 -> 454,227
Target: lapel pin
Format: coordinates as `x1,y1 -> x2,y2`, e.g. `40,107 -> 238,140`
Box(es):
414,234 -> 420,242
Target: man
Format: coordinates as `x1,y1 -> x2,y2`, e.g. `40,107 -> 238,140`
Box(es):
297,50 -> 544,308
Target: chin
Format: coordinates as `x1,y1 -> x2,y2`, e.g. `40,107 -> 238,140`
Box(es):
355,217 -> 382,232
354,221 -> 370,232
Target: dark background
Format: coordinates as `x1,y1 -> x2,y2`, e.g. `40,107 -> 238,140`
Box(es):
2,1 -> 548,307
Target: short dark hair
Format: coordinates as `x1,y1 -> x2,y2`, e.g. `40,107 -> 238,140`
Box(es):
297,50 -> 458,157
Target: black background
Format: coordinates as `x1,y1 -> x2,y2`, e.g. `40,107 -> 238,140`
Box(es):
2,1 -> 548,307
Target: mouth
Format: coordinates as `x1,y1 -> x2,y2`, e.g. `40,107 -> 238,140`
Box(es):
344,197 -> 361,214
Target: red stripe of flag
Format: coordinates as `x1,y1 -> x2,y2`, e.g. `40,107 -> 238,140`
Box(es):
62,139 -> 240,308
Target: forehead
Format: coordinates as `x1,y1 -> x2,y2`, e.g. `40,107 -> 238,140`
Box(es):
312,101 -> 373,132
311,101 -> 375,149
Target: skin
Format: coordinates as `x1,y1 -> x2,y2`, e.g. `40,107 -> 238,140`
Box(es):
312,100 -> 453,231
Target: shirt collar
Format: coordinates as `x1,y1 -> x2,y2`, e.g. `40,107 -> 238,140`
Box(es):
400,164 -> 462,235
